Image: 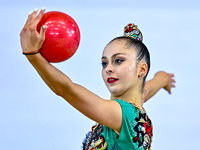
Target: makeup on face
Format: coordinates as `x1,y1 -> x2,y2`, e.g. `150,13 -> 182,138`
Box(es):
107,77 -> 119,84
101,53 -> 127,68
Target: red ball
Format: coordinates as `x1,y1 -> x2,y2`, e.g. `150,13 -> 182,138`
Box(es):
37,11 -> 80,63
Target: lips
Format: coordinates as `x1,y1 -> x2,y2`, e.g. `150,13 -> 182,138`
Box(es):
107,78 -> 118,83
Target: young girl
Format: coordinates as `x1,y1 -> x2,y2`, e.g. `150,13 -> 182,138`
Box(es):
20,8 -> 175,150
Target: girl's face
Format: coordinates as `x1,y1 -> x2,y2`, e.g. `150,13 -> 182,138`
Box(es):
101,40 -> 140,97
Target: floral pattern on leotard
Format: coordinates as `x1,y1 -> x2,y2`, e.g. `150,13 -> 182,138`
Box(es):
82,101 -> 153,150
132,106 -> 153,150
82,124 -> 108,150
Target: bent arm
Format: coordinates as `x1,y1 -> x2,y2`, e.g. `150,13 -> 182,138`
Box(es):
142,71 -> 176,103
26,53 -> 122,132
20,8 -> 123,133
26,53 -> 74,96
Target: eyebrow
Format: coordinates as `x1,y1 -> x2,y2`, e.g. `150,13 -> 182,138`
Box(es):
101,53 -> 126,60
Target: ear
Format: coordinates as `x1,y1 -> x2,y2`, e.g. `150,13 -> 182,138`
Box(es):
138,62 -> 148,78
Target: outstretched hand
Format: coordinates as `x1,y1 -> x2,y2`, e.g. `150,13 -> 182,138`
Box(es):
143,71 -> 176,103
162,73 -> 176,94
154,71 -> 176,94
20,8 -> 47,54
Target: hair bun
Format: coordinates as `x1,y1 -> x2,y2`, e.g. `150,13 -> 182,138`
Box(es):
123,23 -> 143,42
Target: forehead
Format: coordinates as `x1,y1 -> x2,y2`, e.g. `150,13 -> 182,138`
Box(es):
102,40 -> 136,58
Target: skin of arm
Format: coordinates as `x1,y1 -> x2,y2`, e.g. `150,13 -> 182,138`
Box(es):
20,8 -> 175,134
20,8 -> 123,133
142,71 -> 176,103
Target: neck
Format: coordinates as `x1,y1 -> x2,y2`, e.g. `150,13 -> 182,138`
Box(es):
111,89 -> 143,110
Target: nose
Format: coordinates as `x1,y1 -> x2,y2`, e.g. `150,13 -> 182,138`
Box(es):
105,63 -> 114,74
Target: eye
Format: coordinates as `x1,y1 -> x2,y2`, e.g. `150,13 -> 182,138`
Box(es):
114,59 -> 124,65
101,62 -> 108,68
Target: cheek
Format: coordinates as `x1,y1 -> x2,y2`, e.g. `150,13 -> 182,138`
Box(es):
101,69 -> 104,79
117,67 -> 130,79
127,62 -> 138,74
101,70 -> 106,82
120,65 -> 137,80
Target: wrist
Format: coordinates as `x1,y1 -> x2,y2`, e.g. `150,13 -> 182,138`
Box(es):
23,50 -> 40,55
25,51 -> 42,61
25,52 -> 50,67
154,71 -> 169,88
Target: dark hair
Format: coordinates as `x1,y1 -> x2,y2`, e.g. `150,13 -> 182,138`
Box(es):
108,36 -> 150,89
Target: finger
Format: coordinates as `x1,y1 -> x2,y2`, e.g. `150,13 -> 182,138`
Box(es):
171,79 -> 176,83
171,84 -> 176,88
22,11 -> 34,29
29,8 -> 38,21
169,73 -> 175,77
32,8 -> 39,19
40,25 -> 47,39
33,7 -> 46,26
28,8 -> 39,27
27,11 -> 33,22
168,90 -> 171,94
24,8 -> 38,28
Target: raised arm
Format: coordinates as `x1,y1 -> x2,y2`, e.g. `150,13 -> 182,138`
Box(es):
142,71 -> 176,103
20,8 -> 123,133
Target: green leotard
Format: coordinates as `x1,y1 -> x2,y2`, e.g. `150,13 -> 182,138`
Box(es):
82,99 -> 153,150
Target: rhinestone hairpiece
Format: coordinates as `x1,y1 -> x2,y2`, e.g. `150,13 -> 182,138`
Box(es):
123,23 -> 143,41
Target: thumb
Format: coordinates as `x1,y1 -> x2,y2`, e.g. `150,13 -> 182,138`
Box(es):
40,25 -> 47,39
168,89 -> 171,94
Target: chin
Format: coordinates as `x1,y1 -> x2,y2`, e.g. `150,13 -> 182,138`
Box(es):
108,88 -> 124,98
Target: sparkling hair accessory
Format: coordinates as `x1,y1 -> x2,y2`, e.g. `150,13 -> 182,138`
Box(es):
123,23 -> 143,41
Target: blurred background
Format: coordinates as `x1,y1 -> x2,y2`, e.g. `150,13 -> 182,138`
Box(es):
0,0 -> 200,149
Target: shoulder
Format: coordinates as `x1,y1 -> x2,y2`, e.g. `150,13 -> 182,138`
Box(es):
113,99 -> 139,115
113,99 -> 133,107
